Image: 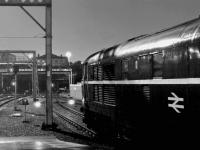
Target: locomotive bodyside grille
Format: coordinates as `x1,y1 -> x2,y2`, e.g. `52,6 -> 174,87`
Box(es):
103,64 -> 116,80
90,63 -> 116,105
98,65 -> 103,80
93,85 -> 116,106
103,85 -> 116,106
94,66 -> 98,80
94,85 -> 103,103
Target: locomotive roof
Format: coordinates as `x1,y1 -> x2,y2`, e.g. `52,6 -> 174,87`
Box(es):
84,50 -> 101,64
84,45 -> 119,64
115,17 -> 200,57
84,34 -> 148,64
84,17 -> 200,64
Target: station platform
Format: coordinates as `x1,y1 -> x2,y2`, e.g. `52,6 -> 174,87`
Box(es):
0,136 -> 91,150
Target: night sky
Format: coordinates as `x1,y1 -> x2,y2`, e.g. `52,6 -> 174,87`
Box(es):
0,0 -> 200,62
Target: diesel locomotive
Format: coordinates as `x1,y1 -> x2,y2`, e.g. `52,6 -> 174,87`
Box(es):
81,17 -> 200,143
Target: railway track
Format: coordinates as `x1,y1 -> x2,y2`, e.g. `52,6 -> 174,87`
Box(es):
0,95 -> 26,108
52,96 -> 123,149
0,95 -> 13,101
53,97 -> 85,128
53,109 -> 96,137
56,101 -> 84,118
51,96 -> 99,143
53,108 -> 115,150
52,97 -> 96,138
0,97 -> 15,107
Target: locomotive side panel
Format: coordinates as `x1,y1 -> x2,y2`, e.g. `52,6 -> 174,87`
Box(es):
82,18 -> 200,142
117,84 -> 151,140
151,84 -> 187,127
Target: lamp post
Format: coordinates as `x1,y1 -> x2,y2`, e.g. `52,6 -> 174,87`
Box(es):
13,65 -> 19,111
11,78 -> 17,110
26,52 -> 37,101
65,51 -> 72,65
65,51 -> 72,84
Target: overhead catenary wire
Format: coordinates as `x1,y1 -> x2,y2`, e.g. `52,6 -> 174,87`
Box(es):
0,36 -> 45,39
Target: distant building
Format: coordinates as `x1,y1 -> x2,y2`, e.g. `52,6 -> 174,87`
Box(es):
0,53 -> 70,94
37,54 -> 69,68
36,53 -> 70,93
0,53 -> 16,63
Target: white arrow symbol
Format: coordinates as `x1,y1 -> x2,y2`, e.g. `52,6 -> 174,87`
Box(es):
168,92 -> 184,113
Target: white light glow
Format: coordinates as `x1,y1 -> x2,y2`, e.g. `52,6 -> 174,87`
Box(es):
11,81 -> 16,86
115,38 -> 182,57
10,113 -> 22,117
27,53 -> 33,59
34,101 -> 41,108
51,83 -> 54,87
9,68 -> 13,72
82,97 -> 85,104
189,47 -> 200,59
68,99 -> 75,105
65,51 -> 72,59
35,141 -> 43,147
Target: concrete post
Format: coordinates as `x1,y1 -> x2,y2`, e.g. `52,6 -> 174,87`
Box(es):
45,1 -> 53,127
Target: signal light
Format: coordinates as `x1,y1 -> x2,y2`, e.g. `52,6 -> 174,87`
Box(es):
11,81 -> 16,86
9,68 -> 13,73
34,101 -> 41,108
68,99 -> 75,105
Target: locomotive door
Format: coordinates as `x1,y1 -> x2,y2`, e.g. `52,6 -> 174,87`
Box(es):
150,52 -> 166,125
152,52 -> 164,79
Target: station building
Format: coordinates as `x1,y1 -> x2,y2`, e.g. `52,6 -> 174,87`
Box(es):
0,53 -> 70,95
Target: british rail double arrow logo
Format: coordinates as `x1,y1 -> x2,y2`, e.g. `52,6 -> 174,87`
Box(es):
168,92 -> 184,113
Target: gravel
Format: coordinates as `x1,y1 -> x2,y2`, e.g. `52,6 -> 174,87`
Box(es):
0,97 -> 114,150
0,98 -> 53,137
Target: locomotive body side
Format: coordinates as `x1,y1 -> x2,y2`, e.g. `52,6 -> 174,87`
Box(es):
82,18 -> 200,142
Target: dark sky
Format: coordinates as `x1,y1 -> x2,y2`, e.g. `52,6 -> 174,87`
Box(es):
0,0 -> 200,61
